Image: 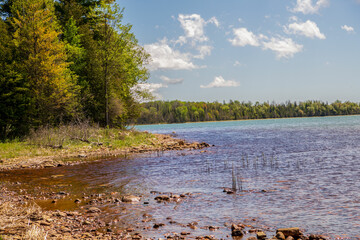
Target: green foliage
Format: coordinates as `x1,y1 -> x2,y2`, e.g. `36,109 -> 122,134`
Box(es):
137,100 -> 360,124
82,2 -> 149,127
0,0 -> 150,140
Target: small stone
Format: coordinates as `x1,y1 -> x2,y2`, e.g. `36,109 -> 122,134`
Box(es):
285,237 -> 294,240
276,231 -> 286,240
153,223 -> 165,228
276,228 -> 301,238
247,237 -> 257,240
181,232 -> 190,235
122,195 -> 140,203
309,234 -> 328,240
256,231 -> 266,240
231,224 -> 244,237
55,211 -> 67,217
87,207 -> 101,213
74,199 -> 81,203
154,195 -> 170,201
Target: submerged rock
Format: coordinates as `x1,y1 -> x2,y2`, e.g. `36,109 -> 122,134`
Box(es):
309,234 -> 328,240
121,195 -> 140,203
154,195 -> 170,201
276,228 -> 302,238
231,224 -> 244,237
256,231 -> 266,240
86,207 -> 101,213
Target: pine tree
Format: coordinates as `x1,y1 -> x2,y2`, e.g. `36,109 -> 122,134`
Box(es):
10,0 -> 79,126
0,19 -> 30,140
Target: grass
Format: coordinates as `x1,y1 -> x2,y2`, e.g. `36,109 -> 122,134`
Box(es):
0,123 -> 157,162
0,199 -> 47,240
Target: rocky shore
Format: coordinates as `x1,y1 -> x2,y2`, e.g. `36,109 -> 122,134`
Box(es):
0,183 -> 331,240
0,133 -> 210,172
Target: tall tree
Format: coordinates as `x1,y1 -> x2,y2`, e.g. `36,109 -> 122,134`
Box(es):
84,2 -> 149,127
0,19 -> 29,140
10,0 -> 79,126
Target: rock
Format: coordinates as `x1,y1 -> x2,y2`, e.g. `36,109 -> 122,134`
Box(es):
231,224 -> 244,237
309,234 -> 328,240
256,231 -> 266,240
223,188 -> 235,194
277,228 -> 302,238
154,195 -> 170,201
285,237 -> 294,240
54,211 -> 67,217
276,231 -> 286,240
247,237 -> 257,240
153,223 -> 165,228
181,232 -> 190,235
78,154 -> 87,158
87,207 -> 101,213
122,195 -> 140,203
74,199 -> 81,203
208,226 -> 219,231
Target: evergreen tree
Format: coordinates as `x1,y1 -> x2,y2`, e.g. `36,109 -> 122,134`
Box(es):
10,0 -> 79,126
0,19 -> 29,140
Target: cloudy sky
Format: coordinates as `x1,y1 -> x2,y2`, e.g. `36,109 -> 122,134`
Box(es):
118,0 -> 360,103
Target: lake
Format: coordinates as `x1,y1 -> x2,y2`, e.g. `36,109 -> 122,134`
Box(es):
2,115 -> 360,239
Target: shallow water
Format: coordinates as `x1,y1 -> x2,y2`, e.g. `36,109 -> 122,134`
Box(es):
2,116 -> 360,239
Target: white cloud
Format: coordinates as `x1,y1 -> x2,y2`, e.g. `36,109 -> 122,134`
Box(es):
177,14 -> 219,45
200,76 -> 240,88
292,0 -> 329,14
285,20 -> 326,39
341,25 -> 355,33
229,28 -> 261,47
233,61 -> 244,67
135,83 -> 168,100
144,39 -> 198,70
262,37 -> 303,59
160,76 -> 184,85
229,26 -> 302,59
208,17 -> 220,27
194,45 -> 213,59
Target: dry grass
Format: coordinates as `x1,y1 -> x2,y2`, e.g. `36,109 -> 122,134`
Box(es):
0,199 -> 47,240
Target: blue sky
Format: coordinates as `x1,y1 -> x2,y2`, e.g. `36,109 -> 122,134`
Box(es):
118,0 -> 360,103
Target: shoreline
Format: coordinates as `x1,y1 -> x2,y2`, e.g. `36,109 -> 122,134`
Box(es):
0,133 -> 210,172
136,113 -> 360,126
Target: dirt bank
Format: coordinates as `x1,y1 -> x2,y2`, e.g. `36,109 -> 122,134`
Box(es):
0,133 -> 210,172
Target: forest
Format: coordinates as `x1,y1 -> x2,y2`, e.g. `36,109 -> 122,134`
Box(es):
0,0 -> 149,140
137,100 -> 360,124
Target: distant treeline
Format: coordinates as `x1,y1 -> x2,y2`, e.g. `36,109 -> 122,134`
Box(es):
137,100 -> 360,124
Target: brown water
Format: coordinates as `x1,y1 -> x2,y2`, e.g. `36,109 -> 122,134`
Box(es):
2,116 -> 360,239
